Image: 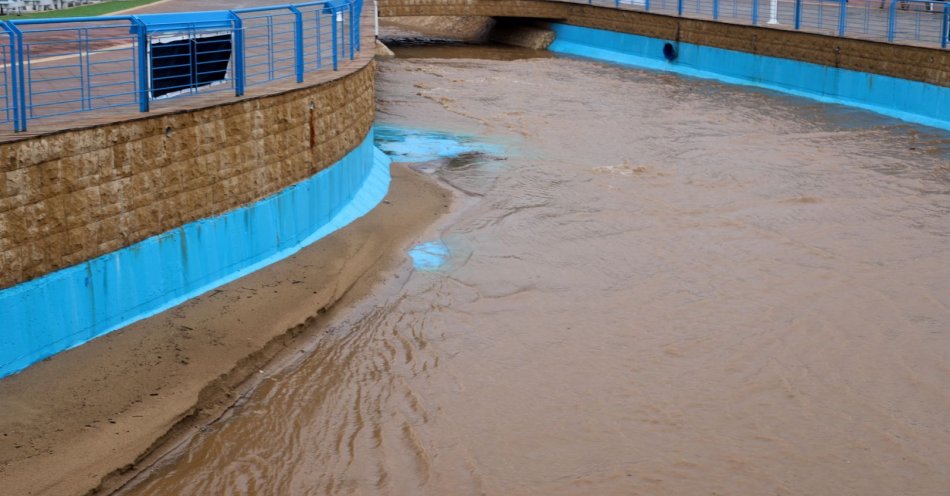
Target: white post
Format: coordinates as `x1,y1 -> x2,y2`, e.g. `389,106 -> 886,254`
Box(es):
768,0 -> 780,24
374,0 -> 379,38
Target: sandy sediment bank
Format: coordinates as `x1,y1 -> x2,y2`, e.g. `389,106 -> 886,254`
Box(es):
0,166 -> 451,496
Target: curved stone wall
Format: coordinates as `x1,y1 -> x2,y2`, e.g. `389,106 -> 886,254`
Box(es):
0,62 -> 375,291
0,55 -> 379,378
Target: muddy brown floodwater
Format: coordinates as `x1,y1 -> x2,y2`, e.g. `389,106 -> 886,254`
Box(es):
122,42 -> 950,495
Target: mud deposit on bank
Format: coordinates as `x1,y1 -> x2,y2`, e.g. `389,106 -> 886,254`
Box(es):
124,41 -> 950,495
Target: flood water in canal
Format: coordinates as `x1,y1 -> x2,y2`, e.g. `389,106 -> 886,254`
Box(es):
125,42 -> 950,495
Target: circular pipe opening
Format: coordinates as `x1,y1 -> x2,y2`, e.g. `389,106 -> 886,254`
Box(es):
662,42 -> 678,62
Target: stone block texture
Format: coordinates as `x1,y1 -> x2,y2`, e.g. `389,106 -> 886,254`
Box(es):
0,63 -> 376,290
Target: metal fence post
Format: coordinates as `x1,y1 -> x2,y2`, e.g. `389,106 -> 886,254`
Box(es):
130,17 -> 149,113
794,0 -> 803,29
0,22 -> 23,132
355,0 -> 362,51
645,0 -> 651,12
8,22 -> 27,131
838,0 -> 847,36
331,8 -> 339,70
348,1 -> 355,60
678,0 -> 684,16
228,12 -> 246,97
713,0 -> 720,19
887,0 -> 897,42
1,23 -> 18,132
290,6 -> 305,83
942,2 -> 949,48
751,0 -> 759,24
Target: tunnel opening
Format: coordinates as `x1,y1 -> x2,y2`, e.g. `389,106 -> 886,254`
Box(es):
662,42 -> 678,62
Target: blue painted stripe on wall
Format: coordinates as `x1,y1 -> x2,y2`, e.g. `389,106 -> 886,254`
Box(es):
0,130 -> 391,378
548,23 -> 950,132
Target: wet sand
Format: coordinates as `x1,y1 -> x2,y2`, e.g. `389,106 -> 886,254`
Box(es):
123,41 -> 950,495
0,167 -> 452,496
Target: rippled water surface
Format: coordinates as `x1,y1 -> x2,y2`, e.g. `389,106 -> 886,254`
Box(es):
127,45 -> 950,495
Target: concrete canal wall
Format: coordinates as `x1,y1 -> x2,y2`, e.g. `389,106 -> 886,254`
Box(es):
380,0 -> 950,128
548,22 -> 950,130
0,62 -> 383,378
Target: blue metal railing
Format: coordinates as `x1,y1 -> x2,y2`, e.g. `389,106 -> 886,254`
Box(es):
234,6 -> 299,86
13,18 -> 142,126
608,0 -> 949,47
0,0 -> 363,132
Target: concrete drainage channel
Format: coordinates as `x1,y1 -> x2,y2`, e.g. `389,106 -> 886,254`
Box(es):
1,2 -> 948,495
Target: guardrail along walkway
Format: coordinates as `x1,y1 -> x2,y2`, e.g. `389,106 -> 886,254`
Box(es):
0,0 -> 368,138
576,0 -> 949,48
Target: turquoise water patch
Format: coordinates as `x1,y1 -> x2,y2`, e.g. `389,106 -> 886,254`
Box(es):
375,124 -> 504,162
409,241 -> 451,271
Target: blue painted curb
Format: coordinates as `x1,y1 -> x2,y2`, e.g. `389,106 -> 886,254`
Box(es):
0,130 -> 391,379
548,23 -> 950,132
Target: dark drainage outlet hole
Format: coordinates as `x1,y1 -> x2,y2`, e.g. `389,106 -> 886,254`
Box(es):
663,42 -> 678,62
